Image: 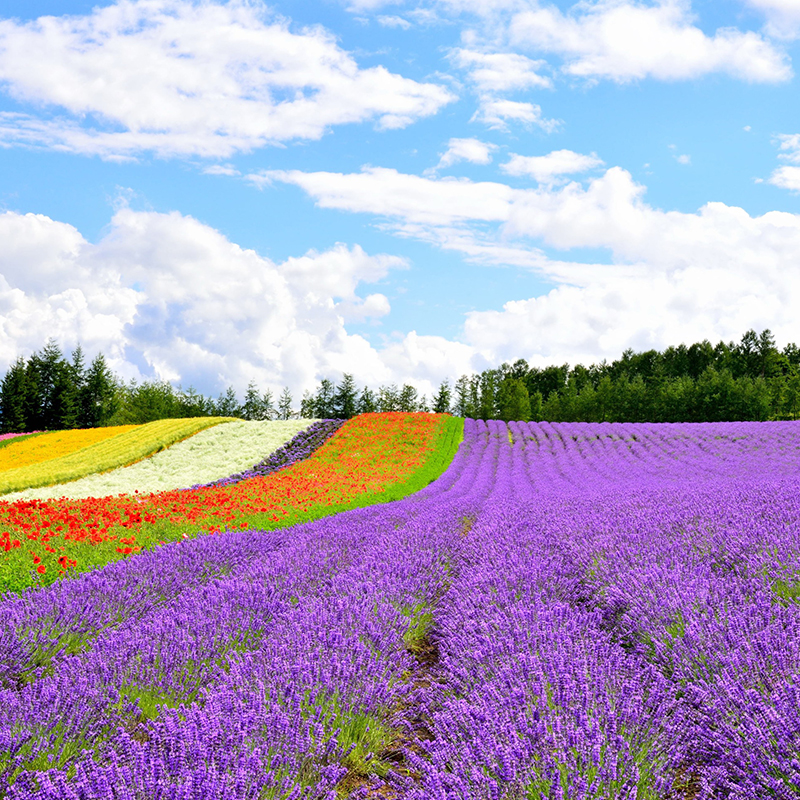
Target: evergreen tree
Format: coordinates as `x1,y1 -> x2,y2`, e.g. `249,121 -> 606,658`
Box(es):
377,384 -> 400,412
453,375 -> 478,418
432,380 -> 452,414
243,382 -> 274,420
357,386 -> 377,414
397,384 -> 418,412
314,379 -> 336,418
0,357 -> 30,433
26,339 -> 67,429
52,363 -> 79,429
277,387 -> 293,420
334,374 -> 358,419
177,386 -> 212,417
81,353 -> 119,427
300,390 -> 317,419
215,386 -> 241,418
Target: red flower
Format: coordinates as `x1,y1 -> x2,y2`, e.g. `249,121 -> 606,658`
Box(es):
32,555 -> 41,564
36,565 -> 46,574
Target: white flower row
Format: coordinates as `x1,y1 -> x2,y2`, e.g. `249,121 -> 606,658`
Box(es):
4,419 -> 316,501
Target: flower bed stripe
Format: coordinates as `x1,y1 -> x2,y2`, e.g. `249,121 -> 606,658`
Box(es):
0,417 -> 234,496
6,420 -> 317,501
0,413 -> 462,595
0,426 -> 140,473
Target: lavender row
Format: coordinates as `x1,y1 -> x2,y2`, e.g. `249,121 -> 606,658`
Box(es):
4,419 -> 800,797
186,418 -> 346,490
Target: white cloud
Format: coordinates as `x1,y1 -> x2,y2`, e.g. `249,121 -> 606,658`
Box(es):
0,208 -> 428,395
766,133 -> 800,191
0,0 -> 454,159
259,162 -> 800,365
768,166 -> 800,191
451,48 -> 553,91
676,153 -> 691,165
376,15 -> 412,28
501,149 -> 604,184
745,0 -> 800,38
472,97 -> 560,131
202,164 -> 241,177
251,166 -> 514,226
508,1 -> 791,83
773,132 -> 800,162
432,137 -> 497,170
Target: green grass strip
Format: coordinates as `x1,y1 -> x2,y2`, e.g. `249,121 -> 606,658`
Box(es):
0,418 -> 237,495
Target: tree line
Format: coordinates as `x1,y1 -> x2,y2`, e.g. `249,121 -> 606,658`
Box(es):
302,328 -> 800,423
0,340 -> 296,433
3,329 -> 800,432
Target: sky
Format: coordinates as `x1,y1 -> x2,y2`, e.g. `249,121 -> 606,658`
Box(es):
2,0 -> 800,402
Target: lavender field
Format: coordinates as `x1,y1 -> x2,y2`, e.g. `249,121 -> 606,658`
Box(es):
4,419 -> 800,799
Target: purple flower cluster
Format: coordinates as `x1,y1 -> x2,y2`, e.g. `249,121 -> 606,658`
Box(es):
3,419 -> 800,798
188,419 -> 346,490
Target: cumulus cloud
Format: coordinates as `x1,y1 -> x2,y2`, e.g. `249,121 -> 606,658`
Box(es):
260,161 -> 800,365
0,208 -> 435,395
501,149 -> 604,184
745,0 -> 800,38
508,0 -> 791,83
451,48 -> 552,91
0,0 -> 454,159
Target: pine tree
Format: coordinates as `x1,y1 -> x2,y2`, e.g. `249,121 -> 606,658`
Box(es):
432,380 -> 452,414
398,384 -> 419,412
215,386 -> 241,418
357,386 -> 377,414
333,374 -> 358,419
277,387 -> 293,420
26,339 -> 66,429
0,357 -> 30,433
314,379 -> 336,418
243,382 -> 274,420
300,390 -> 317,419
377,384 -> 399,412
81,353 -> 119,427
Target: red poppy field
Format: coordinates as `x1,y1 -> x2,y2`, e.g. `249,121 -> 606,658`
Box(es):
0,412 -> 463,595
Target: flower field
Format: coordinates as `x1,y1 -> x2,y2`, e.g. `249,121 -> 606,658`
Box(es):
0,425 -> 140,472
3,417 -> 800,798
0,418 -> 233,496
0,412 -> 461,594
5,419 -> 317,502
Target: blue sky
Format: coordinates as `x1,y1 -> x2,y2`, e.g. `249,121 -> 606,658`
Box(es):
2,0 -> 800,401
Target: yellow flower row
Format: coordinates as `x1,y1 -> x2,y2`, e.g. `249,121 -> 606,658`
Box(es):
0,426 -> 141,472
0,417 -> 237,496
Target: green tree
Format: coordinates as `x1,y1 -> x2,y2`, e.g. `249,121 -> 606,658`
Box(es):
497,379 -> 531,422
432,379 -> 452,414
243,382 -> 274,420
213,386 -> 241,418
334,374 -> 358,419
300,390 -> 316,419
314,379 -> 337,418
397,384 -> 419,412
0,357 -> 30,433
277,387 -> 293,420
357,386 -> 377,414
26,339 -> 68,429
378,384 -> 400,412
80,353 -> 119,427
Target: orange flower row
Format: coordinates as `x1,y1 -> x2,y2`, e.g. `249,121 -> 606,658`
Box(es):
0,413 -> 449,591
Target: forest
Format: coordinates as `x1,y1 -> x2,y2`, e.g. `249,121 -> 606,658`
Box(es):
1,329 -> 798,431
